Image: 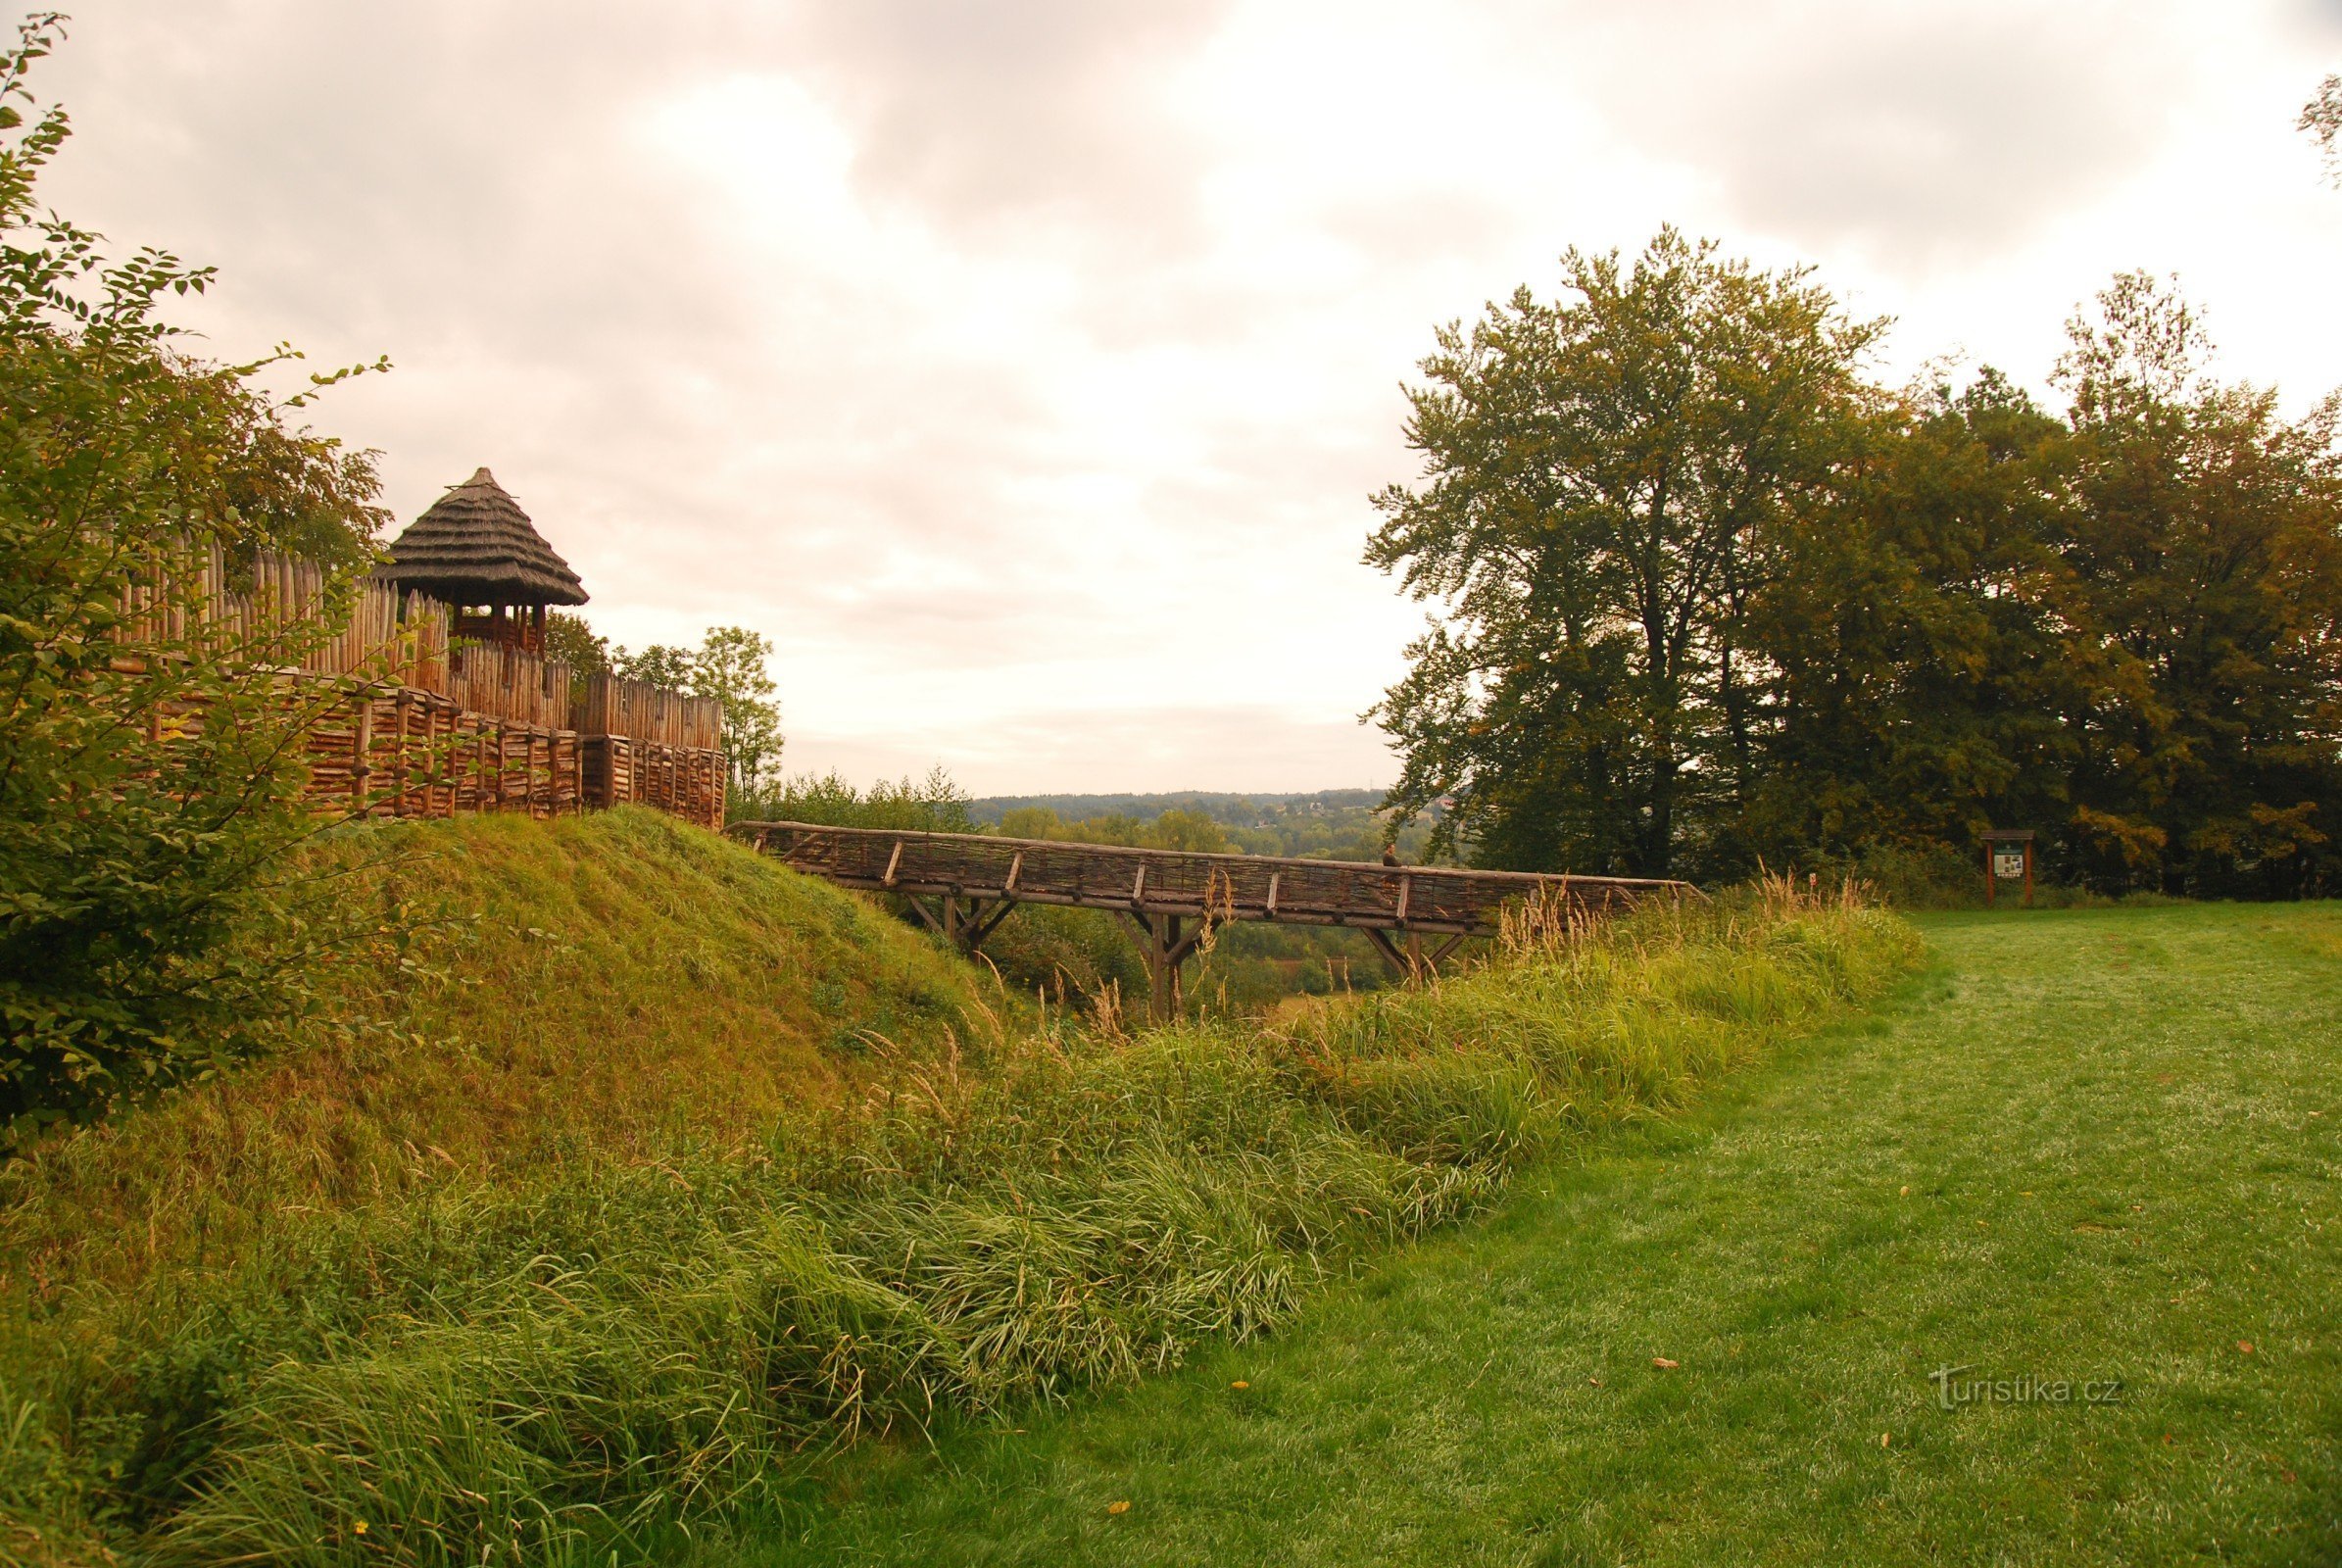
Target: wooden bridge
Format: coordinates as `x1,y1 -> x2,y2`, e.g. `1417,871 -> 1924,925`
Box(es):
729,820 -> 1690,1019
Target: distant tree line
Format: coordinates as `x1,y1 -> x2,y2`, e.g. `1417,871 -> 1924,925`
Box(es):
1370,232 -> 2342,897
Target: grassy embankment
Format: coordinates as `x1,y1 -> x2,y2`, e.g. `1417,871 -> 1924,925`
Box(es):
718,902 -> 2342,1567
0,809 -> 1916,1563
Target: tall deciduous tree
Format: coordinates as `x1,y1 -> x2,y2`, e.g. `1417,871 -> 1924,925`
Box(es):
1741,369 -> 2078,859
1367,229 -> 1880,876
2051,274 -> 2342,895
694,624 -> 784,791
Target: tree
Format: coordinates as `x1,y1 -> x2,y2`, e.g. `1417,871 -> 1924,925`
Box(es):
0,17 -> 391,1144
603,624 -> 784,793
692,625 -> 783,791
1740,369 -> 2079,862
2304,74 -> 2341,183
2049,274 -> 2342,895
543,610 -> 610,676
1367,229 -> 1881,876
612,640 -> 698,691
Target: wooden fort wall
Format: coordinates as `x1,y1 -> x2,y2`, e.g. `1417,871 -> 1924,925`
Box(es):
298,682 -> 727,829
122,545 -> 731,830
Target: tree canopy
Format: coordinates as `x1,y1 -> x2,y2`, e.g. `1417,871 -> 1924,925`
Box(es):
1368,229 -> 1882,877
1372,237 -> 2342,897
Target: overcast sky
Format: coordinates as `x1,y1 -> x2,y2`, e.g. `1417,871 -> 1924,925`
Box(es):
33,1 -> 2342,793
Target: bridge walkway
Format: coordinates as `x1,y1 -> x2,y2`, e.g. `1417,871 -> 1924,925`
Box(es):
731,819 -> 1690,1021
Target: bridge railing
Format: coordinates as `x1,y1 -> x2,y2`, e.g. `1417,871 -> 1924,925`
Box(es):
732,820 -> 1684,936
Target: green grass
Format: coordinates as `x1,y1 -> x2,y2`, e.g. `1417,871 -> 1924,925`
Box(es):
0,808 -> 995,1299
0,841 -> 1913,1563
708,902 -> 2342,1567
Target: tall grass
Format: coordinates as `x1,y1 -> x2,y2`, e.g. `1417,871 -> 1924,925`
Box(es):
0,860 -> 1917,1564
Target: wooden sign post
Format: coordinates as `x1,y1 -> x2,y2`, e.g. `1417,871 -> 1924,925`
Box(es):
1982,828 -> 2035,907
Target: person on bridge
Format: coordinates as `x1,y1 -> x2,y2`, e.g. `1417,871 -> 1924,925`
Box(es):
1382,846 -> 1400,867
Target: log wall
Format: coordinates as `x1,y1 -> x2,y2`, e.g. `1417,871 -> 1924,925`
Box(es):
298,682 -> 725,829
581,734 -> 727,825
123,543 -> 732,831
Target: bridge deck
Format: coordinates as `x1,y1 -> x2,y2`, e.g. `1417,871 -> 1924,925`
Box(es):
730,819 -> 1685,938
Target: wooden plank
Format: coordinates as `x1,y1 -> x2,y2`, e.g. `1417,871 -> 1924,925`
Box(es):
392,690 -> 409,816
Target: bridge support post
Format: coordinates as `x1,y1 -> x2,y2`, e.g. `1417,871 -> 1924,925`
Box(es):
905,892 -> 1019,956
1363,928 -> 1472,984
1125,910 -> 1208,1023
1147,913 -> 1183,1023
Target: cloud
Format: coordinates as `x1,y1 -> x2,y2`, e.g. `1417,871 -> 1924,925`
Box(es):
804,702 -> 1393,794
24,0 -> 2340,795
1552,0 -> 2196,269
786,0 -> 1231,241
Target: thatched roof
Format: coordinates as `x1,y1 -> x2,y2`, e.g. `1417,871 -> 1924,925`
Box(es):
377,467 -> 589,607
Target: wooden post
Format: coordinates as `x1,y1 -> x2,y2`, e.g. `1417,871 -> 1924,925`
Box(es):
350,692 -> 372,810
1983,842 -> 1995,907
2024,840 -> 2035,908
1122,909 -> 1188,1023
1152,914 -> 1184,1022
392,691 -> 410,817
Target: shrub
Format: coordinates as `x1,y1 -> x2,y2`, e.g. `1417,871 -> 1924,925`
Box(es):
0,17 -> 389,1147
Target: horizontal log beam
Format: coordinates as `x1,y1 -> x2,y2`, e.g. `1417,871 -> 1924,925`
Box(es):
729,819 -> 1692,944
809,874 -> 1492,935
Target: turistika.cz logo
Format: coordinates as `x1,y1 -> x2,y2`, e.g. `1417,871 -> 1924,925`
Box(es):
1928,1365 -> 2125,1410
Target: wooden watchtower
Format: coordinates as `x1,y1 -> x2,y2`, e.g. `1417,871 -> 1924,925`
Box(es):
377,467 -> 587,654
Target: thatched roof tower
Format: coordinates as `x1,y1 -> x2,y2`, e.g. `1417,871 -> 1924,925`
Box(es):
379,467 -> 586,653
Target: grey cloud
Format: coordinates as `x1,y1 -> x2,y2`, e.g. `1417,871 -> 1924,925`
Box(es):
25,0 -> 2316,794
787,1 -> 1229,238
1549,0 -> 2194,269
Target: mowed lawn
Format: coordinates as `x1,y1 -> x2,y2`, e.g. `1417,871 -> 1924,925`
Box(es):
716,904 -> 2342,1567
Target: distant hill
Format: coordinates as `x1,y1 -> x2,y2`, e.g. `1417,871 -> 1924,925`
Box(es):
965,789 -> 1387,829
967,788 -> 1453,866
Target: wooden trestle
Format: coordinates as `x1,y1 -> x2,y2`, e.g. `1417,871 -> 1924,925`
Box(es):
730,820 -> 1689,1020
